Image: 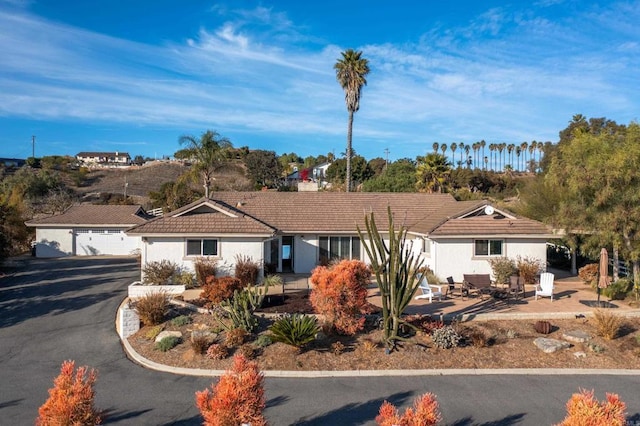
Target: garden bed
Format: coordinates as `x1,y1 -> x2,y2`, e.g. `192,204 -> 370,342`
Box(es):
127,304 -> 640,372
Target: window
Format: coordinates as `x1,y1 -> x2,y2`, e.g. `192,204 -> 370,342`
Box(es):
319,236 -> 360,262
474,239 -> 503,256
186,239 -> 218,256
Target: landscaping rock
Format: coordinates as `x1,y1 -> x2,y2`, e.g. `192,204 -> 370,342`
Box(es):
562,330 -> 591,343
155,330 -> 182,343
573,351 -> 587,358
533,337 -> 571,353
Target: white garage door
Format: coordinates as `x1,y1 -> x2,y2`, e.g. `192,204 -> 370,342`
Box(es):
74,229 -> 139,256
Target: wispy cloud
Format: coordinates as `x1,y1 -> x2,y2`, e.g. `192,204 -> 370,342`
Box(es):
1,2 -> 639,159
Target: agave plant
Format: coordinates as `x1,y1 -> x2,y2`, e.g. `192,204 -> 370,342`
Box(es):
268,314 -> 320,348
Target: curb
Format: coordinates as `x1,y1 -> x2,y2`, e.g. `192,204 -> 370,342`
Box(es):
118,298 -> 640,378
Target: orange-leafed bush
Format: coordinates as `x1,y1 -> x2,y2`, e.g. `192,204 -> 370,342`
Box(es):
376,393 -> 441,426
310,259 -> 371,335
37,360 -> 103,426
195,354 -> 266,426
200,275 -> 244,305
556,388 -> 626,426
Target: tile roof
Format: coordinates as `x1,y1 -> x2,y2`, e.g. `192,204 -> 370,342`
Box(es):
25,205 -> 150,227
429,214 -> 552,237
124,192 -> 552,238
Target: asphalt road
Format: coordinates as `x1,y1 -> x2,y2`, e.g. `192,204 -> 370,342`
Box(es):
1,256 -> 639,425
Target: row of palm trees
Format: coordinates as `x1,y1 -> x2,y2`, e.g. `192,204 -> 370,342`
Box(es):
431,141 -> 552,173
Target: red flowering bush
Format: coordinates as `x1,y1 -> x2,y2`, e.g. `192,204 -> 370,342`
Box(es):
376,393 -> 441,426
195,354 -> 266,426
310,259 -> 371,335
556,388 -> 626,426
200,275 -> 244,305
37,360 -> 103,425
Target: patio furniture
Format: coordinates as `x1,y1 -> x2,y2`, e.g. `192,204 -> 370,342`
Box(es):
535,272 -> 555,301
462,274 -> 494,299
414,275 -> 444,303
508,275 -> 525,302
446,276 -> 459,298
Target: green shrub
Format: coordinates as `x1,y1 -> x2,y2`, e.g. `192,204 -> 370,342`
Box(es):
134,292 -> 169,326
235,254 -> 260,287
254,334 -> 273,348
155,335 -> 181,352
142,260 -> 180,285
488,257 -> 516,285
268,314 -> 320,348
431,325 -> 461,349
604,278 -> 632,300
175,271 -> 196,289
170,315 -> 192,327
194,257 -> 218,287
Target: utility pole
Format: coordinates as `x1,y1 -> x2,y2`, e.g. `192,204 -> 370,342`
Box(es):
384,148 -> 389,169
32,135 -> 35,158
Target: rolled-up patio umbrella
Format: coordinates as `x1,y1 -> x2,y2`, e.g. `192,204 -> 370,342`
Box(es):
597,247 -> 611,305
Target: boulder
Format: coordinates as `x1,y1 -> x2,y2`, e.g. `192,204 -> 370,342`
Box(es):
562,330 -> 591,343
155,330 -> 182,343
533,337 -> 571,353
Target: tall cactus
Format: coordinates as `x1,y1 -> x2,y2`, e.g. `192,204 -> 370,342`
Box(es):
358,206 -> 425,351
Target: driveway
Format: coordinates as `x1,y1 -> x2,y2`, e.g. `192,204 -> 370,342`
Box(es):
1,257 -> 639,425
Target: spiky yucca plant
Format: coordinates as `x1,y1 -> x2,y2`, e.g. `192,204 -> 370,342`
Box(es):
358,207 -> 424,351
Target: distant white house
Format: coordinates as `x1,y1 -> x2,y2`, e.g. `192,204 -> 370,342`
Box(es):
76,151 -> 131,167
126,192 -> 556,282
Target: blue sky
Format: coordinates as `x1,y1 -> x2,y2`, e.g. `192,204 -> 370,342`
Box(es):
1,0 -> 639,162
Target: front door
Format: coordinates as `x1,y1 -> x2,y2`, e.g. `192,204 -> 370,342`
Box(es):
281,236 -> 294,272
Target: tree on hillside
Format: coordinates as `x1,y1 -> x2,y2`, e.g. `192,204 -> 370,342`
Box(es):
368,157 -> 387,177
415,152 -> 451,193
546,122 -> 640,298
178,130 -> 233,198
334,49 -> 370,193
362,159 -> 416,192
326,156 -> 373,190
243,150 -> 283,188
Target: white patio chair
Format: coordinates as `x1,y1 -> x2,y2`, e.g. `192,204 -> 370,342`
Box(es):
414,275 -> 444,303
535,272 -> 555,301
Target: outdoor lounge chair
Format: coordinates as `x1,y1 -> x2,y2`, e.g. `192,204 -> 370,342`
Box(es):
535,272 -> 555,301
462,274 -> 494,299
414,275 -> 444,303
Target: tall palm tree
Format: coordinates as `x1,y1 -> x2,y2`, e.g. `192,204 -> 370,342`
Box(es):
489,143 -> 495,171
515,146 -> 522,171
480,140 -> 486,170
440,143 -> 447,161
497,143 -> 505,172
458,142 -> 465,167
507,144 -> 515,169
432,142 -> 439,153
335,49 -> 370,192
464,144 -> 471,169
520,142 -> 528,171
528,141 -> 536,172
179,130 -> 232,198
472,143 -> 480,169
450,143 -> 458,168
